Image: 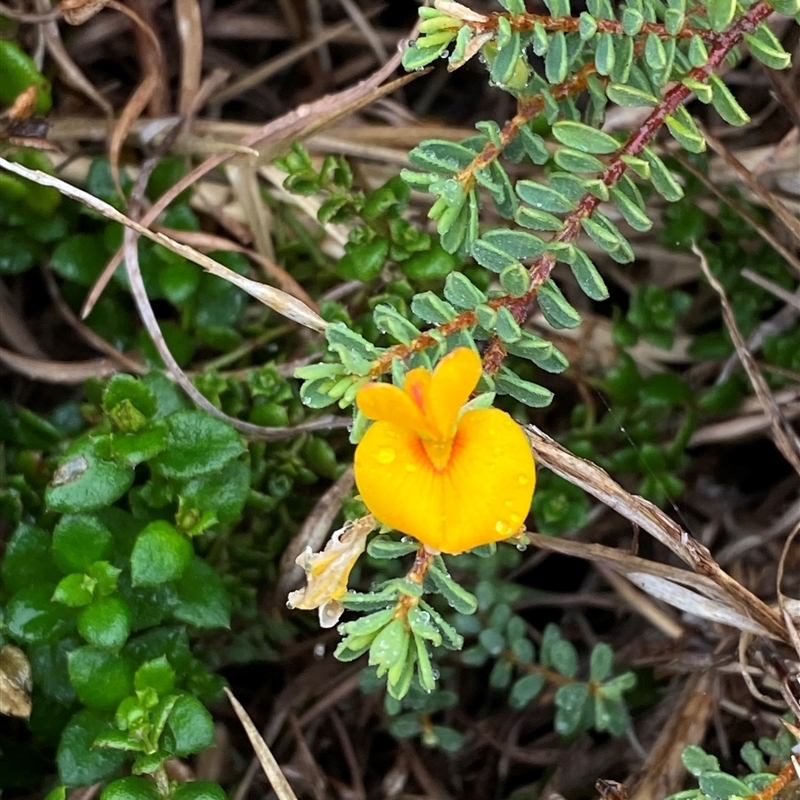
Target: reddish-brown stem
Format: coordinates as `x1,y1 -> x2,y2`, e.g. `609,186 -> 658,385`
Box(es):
472,10 -> 715,41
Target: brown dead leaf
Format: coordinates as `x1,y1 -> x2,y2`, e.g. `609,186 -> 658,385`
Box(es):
60,0 -> 110,25
526,425 -> 787,642
287,515 -> 376,628
7,85 -> 38,119
0,645 -> 32,719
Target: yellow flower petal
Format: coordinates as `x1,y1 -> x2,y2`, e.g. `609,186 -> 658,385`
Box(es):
428,347 -> 482,440
403,367 -> 432,414
354,408 -> 535,554
356,382 -> 438,439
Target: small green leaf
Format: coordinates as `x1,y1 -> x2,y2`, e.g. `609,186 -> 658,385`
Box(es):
569,249 -> 609,300
594,32 -> 615,76
698,773 -> 753,800
505,333 -> 568,373
642,149 -> 684,201
411,292 -> 457,324
428,559 -> 478,614
622,7 -> 644,34
373,304 -> 421,345
514,206 -> 563,231
443,271 -> 486,309
665,105 -> 706,153
553,147 -> 604,174
178,458 -> 250,527
495,307 -> 522,343
706,0 -> 735,31
77,597 -> 131,649
100,777 -> 161,800
518,127 -> 551,165
516,181 -> 574,214
552,121 -> 619,154
51,516 -> 112,575
2,523 -> 61,595
495,367 -> 554,408
644,32 -> 667,70
130,521 -> 193,587
491,30 -> 524,86
58,709 -> 127,787
708,74 -> 749,125
537,279 -> 581,329
402,40 -> 450,71
743,26 -> 791,70
52,573 -> 95,607
499,263 -> 530,297
6,585 -> 75,643
545,31 -> 568,84
172,782 -> 227,800
135,656 -> 176,694
610,185 -> 652,232
509,673 -> 546,708
606,83 -> 659,107
172,558 -> 231,629
47,440 -> 134,513
50,234 -> 107,287
409,139 -> 477,174
337,236 -> 388,282
368,618 -> 409,676
68,646 -> 133,709
589,643 -> 614,681
581,216 -> 631,262
366,536 -> 419,560
151,410 -> 245,479
554,683 -> 590,735
688,35 -> 708,67
578,12 -> 597,39
162,694 -> 215,758
681,744 -> 720,776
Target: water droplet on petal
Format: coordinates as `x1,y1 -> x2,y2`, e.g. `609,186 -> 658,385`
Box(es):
405,463 -> 418,473
495,520 -> 511,536
509,513 -> 520,525
377,447 -> 396,464
488,428 -> 497,436
516,543 -> 528,552
504,500 -> 513,509
517,473 -> 529,485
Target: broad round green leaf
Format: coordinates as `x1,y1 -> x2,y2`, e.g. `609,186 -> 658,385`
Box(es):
77,597 -> 132,650
52,515 -> 112,573
57,709 -> 127,787
130,521 -> 193,587
67,646 -> 133,709
150,411 -> 245,479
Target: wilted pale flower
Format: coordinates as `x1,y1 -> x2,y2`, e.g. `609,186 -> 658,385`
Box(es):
354,347 -> 535,554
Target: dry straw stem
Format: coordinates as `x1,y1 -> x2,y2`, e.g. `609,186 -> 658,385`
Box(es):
525,426 -> 788,642
694,243 -> 800,477
224,687 -> 300,800
628,671 -> 716,800
0,158 -> 327,332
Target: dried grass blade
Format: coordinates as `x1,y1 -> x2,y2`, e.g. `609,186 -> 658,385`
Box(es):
224,688 -> 300,800
0,346 -> 121,383
106,0 -> 163,192
0,157 -> 327,332
695,243 -> 800,477
526,425 -> 788,641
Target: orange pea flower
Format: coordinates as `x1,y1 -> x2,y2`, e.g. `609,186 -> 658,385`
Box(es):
354,347 -> 535,555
